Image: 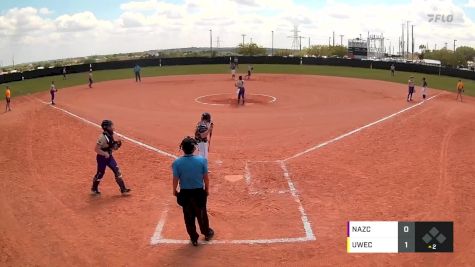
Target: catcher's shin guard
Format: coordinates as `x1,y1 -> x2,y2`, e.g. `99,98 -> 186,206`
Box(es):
91,172 -> 103,194
115,178 -> 130,193
91,180 -> 101,194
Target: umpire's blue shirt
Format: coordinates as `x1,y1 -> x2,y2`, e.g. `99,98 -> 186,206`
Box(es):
172,155 -> 208,189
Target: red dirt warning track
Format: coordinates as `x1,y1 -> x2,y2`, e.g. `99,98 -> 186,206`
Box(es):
0,74 -> 474,266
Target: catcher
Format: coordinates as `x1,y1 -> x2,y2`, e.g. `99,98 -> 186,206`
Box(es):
195,113 -> 213,160
91,119 -> 131,195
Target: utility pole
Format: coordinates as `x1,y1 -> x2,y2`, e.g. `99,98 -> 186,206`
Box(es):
241,34 -> 246,46
340,34 -> 344,46
398,36 -> 401,55
209,29 -> 212,57
406,21 -> 410,59
401,23 -> 405,58
332,31 -> 335,46
271,30 -> 274,56
329,36 -> 331,47
411,25 -> 414,60
453,39 -> 457,52
299,36 -> 304,51
308,37 -> 311,48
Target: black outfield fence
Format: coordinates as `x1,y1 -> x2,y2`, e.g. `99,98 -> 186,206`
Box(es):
2,56 -> 475,84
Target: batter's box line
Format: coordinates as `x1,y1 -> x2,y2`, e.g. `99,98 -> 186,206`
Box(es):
150,160 -> 316,245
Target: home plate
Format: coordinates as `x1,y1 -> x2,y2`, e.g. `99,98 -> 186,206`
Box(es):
224,175 -> 244,182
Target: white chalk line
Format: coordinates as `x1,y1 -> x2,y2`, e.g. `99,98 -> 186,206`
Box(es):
283,94 -> 441,162
153,236 -> 311,245
155,160 -> 315,245
35,98 -> 178,159
37,93 -> 439,246
195,93 -> 277,106
278,160 -> 316,240
35,97 -> 313,245
150,207 -> 169,245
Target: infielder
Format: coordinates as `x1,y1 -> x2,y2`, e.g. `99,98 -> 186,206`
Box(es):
88,71 -> 94,88
91,120 -> 131,195
230,63 -> 236,79
50,81 -> 58,105
235,76 -> 245,105
194,113 -> 213,160
407,76 -> 415,102
245,65 -> 253,80
421,77 -> 428,100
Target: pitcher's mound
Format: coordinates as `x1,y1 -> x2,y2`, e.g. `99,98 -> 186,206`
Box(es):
195,94 -> 276,106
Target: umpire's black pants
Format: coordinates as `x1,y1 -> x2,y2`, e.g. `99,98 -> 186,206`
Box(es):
178,188 -> 210,241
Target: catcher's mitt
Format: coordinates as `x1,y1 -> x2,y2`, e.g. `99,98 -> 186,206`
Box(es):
113,140 -> 122,150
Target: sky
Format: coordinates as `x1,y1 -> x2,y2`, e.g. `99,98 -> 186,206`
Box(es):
1,0 -> 475,65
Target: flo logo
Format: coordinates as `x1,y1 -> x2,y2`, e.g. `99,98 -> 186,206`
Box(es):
428,14 -> 454,23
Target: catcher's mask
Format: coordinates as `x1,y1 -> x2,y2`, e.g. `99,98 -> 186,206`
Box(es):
201,112 -> 211,122
180,136 -> 197,155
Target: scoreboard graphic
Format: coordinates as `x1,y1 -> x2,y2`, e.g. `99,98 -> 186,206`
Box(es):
347,221 -> 453,253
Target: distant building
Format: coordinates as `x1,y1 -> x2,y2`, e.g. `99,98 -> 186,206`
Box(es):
348,38 -> 368,59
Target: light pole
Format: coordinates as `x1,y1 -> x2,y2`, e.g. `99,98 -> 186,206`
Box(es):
453,39 -> 457,52
209,29 -> 212,57
329,36 -> 331,47
340,35 -> 344,46
271,30 -> 274,56
241,34 -> 246,46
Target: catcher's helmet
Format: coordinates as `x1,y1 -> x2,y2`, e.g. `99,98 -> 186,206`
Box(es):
201,112 -> 211,122
101,119 -> 113,130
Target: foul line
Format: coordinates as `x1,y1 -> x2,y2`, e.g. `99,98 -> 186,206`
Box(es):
279,160 -> 316,241
35,98 -> 178,159
283,94 -> 440,162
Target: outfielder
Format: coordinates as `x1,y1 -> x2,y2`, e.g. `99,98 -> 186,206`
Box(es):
91,120 -> 131,195
194,113 -> 213,160
456,79 -> 464,102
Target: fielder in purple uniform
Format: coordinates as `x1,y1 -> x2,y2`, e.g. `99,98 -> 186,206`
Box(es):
91,120 -> 131,195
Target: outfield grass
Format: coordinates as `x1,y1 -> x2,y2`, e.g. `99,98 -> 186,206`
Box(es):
3,64 -> 473,97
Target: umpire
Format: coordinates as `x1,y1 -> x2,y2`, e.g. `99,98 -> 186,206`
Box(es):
172,137 -> 214,246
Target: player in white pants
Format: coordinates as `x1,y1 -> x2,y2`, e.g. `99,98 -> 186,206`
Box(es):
195,113 -> 213,159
